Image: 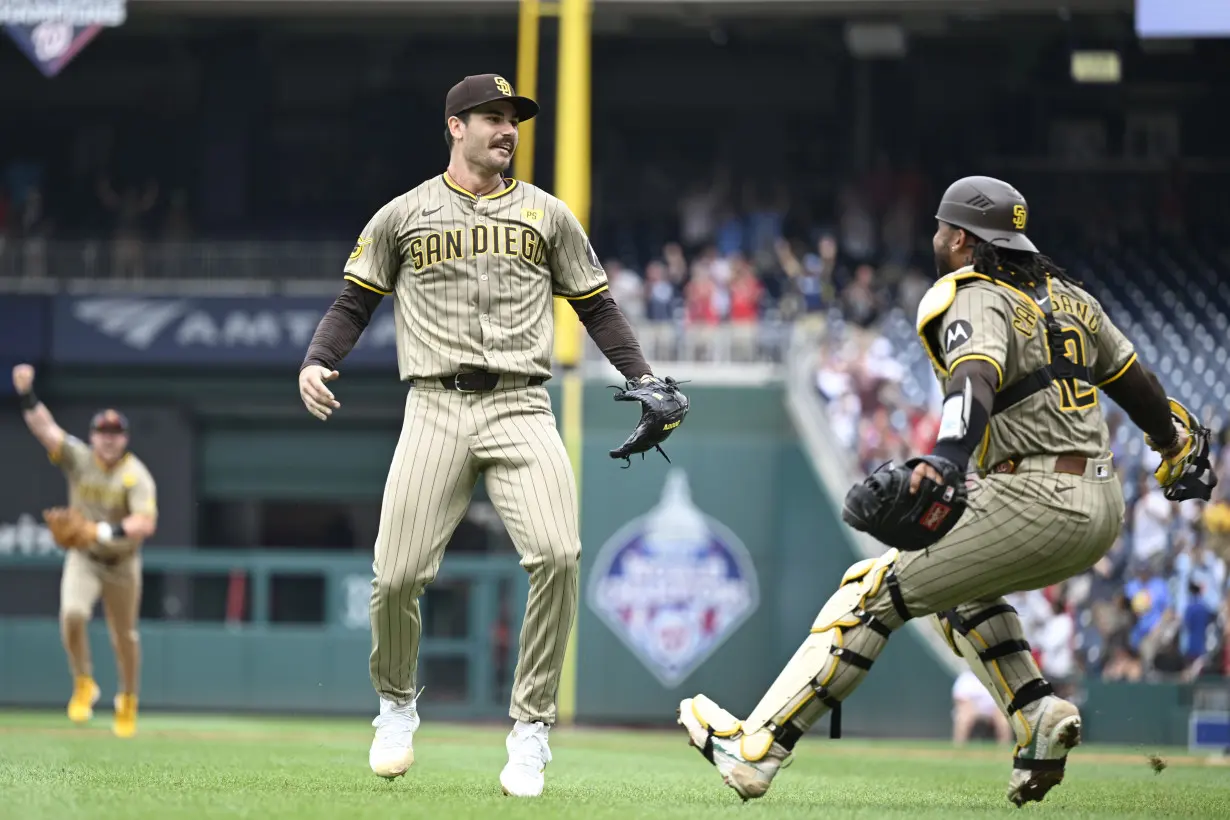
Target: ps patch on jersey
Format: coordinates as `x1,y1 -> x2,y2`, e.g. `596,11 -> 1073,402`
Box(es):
943,319 -> 974,354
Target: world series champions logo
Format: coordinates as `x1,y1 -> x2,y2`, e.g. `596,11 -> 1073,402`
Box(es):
1,0 -> 127,78
587,469 -> 759,688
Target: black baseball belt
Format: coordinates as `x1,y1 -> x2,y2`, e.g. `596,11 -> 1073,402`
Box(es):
989,454 -> 1089,476
415,371 -> 547,393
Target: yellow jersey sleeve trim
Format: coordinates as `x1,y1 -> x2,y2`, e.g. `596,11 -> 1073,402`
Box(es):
344,274 -> 392,296
555,284 -> 609,301
948,353 -> 1005,390
976,426 -> 992,471
1096,351 -> 1137,387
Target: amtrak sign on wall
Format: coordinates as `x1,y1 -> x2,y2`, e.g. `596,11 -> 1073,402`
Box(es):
50,296 -> 398,367
587,469 -> 760,688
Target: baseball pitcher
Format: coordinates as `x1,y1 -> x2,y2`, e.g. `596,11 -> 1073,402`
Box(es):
297,74 -> 688,797
13,365 -> 158,738
676,176 -> 1216,806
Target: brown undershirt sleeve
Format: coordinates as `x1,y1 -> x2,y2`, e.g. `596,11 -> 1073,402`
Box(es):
300,281 -> 384,372
568,290 -> 653,381
1101,359 -> 1179,450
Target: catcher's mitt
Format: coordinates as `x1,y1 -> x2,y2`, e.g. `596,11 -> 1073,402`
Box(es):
42,507 -> 98,550
608,375 -> 689,467
841,456 -> 968,552
1145,398 -> 1218,502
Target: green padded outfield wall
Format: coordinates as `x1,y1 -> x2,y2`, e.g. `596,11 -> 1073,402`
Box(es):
570,383 -> 954,738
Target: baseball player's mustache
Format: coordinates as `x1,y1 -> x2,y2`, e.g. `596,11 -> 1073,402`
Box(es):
491,140 -> 514,151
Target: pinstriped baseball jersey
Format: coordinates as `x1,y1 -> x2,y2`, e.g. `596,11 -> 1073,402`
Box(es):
342,173 -> 608,380
50,436 -> 157,559
917,266 -> 1137,471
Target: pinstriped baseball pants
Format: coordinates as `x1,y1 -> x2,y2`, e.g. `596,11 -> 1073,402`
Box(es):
369,383 -> 581,725
881,454 -> 1126,617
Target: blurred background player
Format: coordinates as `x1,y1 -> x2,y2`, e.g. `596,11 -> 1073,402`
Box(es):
952,669 -> 1012,746
12,364 -> 158,738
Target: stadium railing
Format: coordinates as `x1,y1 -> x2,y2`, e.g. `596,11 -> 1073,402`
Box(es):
0,239 -> 349,287
0,548 -> 528,718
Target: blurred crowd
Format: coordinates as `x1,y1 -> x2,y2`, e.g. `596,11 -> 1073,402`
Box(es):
592,162 -> 937,364
0,165 -> 194,279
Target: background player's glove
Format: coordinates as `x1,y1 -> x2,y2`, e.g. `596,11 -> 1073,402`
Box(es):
841,455 -> 968,552
1145,398 -> 1218,502
608,375 -> 689,467
42,507 -> 98,549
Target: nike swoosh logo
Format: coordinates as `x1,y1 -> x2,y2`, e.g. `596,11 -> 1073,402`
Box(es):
1037,295 -> 1050,305
422,206 -> 443,216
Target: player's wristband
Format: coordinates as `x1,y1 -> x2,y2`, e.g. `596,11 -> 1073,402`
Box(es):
1147,424 -> 1179,455
931,440 -> 973,471
19,391 -> 39,411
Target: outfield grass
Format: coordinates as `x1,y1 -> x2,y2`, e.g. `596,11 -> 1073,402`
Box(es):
0,709 -> 1226,819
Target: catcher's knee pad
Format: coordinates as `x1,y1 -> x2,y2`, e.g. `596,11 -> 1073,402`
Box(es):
939,602 -> 1053,743
740,550 -> 914,749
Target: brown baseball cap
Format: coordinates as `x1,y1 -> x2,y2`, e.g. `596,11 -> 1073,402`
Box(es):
91,408 -> 129,434
445,73 -> 539,122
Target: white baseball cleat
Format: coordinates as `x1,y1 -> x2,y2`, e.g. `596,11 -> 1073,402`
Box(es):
677,695 -> 790,801
499,720 -> 552,797
369,697 -> 420,779
1007,696 -> 1082,807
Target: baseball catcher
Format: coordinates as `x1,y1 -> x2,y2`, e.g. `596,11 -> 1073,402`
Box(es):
608,375 -> 689,466
674,175 -> 1216,808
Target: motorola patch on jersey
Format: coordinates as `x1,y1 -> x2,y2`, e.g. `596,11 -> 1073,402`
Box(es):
943,319 -> 974,353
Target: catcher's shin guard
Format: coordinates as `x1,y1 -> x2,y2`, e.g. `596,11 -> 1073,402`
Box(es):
935,602 -> 1083,806
934,602 -> 1056,744
739,550 -> 913,750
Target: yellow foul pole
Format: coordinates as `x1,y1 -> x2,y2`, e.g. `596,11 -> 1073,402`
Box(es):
514,0 -> 540,185
552,0 -> 591,727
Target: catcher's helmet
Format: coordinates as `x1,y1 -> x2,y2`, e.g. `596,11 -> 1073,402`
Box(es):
935,175 -> 1037,253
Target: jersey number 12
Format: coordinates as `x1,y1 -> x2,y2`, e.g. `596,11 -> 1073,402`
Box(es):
1056,326 -> 1097,411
